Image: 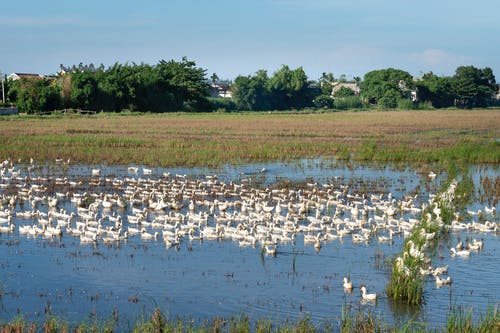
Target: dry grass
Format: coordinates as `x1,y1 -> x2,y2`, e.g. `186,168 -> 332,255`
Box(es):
0,109 -> 498,166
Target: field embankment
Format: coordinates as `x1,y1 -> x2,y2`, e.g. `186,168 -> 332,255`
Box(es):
0,109 -> 499,166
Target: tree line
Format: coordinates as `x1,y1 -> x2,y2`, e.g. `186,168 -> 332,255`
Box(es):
2,58 -> 498,113
4,58 -> 210,113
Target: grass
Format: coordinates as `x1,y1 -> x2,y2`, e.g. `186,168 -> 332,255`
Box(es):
387,175 -> 460,305
0,109 -> 498,166
445,306 -> 499,333
387,161 -> 479,306
1,306 -> 497,332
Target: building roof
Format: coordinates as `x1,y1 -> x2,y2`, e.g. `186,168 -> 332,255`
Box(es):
331,82 -> 360,95
7,73 -> 44,81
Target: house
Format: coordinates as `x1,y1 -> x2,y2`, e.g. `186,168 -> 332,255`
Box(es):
331,82 -> 360,96
7,73 -> 44,81
210,82 -> 232,98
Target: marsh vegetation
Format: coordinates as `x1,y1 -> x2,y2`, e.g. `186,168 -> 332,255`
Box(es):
0,110 -> 498,166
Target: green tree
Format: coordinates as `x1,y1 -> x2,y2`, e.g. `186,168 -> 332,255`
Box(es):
155,57 -> 210,111
268,65 -> 312,109
232,66 -> 314,111
232,70 -> 271,111
313,94 -> 334,108
319,72 -> 335,96
8,77 -> 61,113
452,66 -> 496,108
69,71 -> 100,110
360,68 -> 414,106
210,73 -> 219,84
416,72 -> 454,108
378,89 -> 400,108
63,57 -> 210,112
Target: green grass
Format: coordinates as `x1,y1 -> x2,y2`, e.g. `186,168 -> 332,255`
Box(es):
1,306 -> 498,332
387,172 -> 461,305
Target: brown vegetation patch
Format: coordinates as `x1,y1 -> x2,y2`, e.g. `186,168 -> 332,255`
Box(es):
0,110 -> 498,166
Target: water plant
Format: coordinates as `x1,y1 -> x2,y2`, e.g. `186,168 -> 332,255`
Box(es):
0,305 -> 498,332
446,306 -> 499,333
387,177 -> 459,305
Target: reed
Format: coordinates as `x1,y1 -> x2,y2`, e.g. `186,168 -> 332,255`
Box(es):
446,306 -> 499,333
341,303 -> 385,333
1,306 -> 498,332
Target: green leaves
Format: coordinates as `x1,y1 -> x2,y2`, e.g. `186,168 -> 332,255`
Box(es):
64,58 -> 209,112
8,78 -> 62,114
452,66 -> 497,108
232,65 -> 314,111
416,66 -> 497,109
416,72 -> 455,108
360,68 -> 414,107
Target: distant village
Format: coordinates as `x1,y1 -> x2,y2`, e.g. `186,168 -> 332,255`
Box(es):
2,63 -> 500,114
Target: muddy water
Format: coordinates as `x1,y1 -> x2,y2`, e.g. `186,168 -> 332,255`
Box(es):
0,160 -> 498,329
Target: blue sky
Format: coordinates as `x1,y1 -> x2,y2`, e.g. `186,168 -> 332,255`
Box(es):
1,0 -> 499,81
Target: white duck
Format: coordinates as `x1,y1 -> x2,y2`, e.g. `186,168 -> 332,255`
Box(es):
435,275 -> 452,286
467,238 -> 484,251
378,229 -> 393,243
264,245 -> 277,256
343,277 -> 353,290
360,286 -> 377,301
0,223 -> 14,233
432,265 -> 449,276
140,228 -> 158,240
450,247 -> 470,257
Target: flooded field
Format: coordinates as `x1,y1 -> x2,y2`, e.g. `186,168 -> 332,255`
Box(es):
0,159 -> 498,330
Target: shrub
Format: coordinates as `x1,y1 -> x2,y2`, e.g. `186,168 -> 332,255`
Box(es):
333,96 -> 364,110
209,97 -> 237,111
313,95 -> 334,108
397,98 -> 416,110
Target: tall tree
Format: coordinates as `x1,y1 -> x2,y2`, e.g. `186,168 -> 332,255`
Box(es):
452,66 -> 496,108
232,66 -> 314,111
232,70 -> 271,111
61,58 -> 210,112
210,73 -> 219,84
156,57 -> 210,111
360,68 -> 414,106
416,72 -> 454,108
268,65 -> 311,109
69,71 -> 99,110
8,77 -> 61,113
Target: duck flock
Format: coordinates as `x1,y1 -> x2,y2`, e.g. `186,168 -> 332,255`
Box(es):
0,159 -> 497,299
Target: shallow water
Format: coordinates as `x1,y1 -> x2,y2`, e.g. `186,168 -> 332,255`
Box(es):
0,160 -> 498,329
